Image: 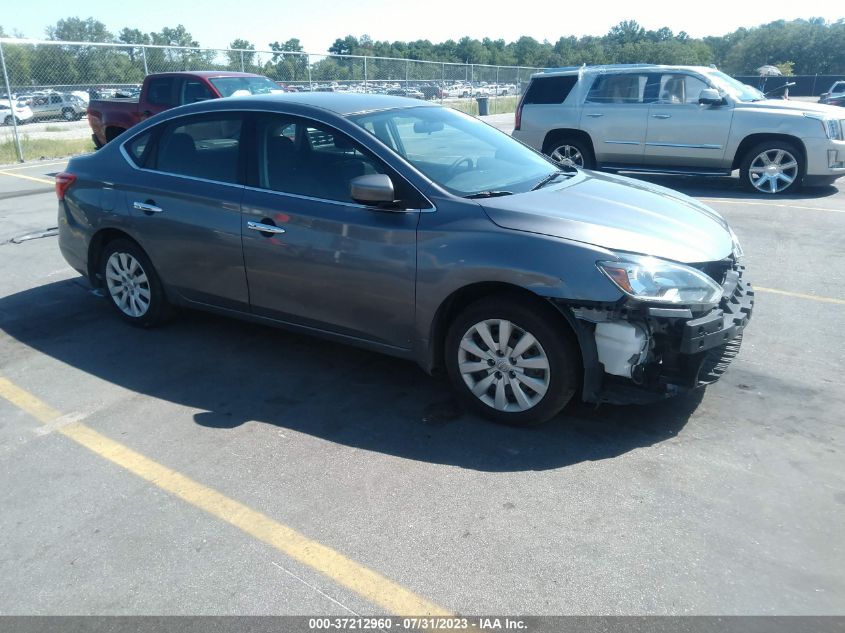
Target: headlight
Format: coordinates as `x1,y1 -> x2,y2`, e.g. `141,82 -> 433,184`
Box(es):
729,227 -> 744,259
597,255 -> 723,306
803,113 -> 844,140
825,119 -> 843,140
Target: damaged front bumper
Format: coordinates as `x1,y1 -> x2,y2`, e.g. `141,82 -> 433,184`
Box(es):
561,264 -> 754,405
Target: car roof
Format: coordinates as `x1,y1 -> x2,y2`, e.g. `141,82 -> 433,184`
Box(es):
205,91 -> 438,116
142,71 -> 266,80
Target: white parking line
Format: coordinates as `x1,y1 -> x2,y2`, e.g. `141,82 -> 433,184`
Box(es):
699,198 -> 845,214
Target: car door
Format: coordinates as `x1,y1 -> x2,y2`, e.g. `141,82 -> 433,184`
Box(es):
140,76 -> 180,123
120,112 -> 249,310
579,72 -> 651,166
643,72 -> 734,169
240,113 -> 421,349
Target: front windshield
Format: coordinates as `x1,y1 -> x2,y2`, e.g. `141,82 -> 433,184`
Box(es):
705,70 -> 765,102
349,106 -> 563,196
209,76 -> 284,97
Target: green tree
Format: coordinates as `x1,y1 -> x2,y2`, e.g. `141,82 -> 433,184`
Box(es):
227,38 -> 255,71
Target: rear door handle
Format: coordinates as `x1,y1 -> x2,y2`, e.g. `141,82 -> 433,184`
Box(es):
586,113 -> 604,118
651,114 -> 671,119
247,220 -> 286,235
133,201 -> 162,214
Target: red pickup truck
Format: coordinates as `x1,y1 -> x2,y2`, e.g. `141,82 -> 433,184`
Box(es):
87,71 -> 284,147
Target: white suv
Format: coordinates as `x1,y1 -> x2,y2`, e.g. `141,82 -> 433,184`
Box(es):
513,64 -> 845,194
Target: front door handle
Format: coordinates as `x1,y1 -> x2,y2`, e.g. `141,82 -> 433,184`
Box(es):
651,114 -> 671,119
247,220 -> 286,235
586,113 -> 604,118
133,201 -> 162,214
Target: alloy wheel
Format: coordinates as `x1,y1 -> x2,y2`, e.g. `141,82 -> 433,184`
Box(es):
458,319 -> 551,412
748,148 -> 799,193
105,252 -> 151,318
549,144 -> 585,168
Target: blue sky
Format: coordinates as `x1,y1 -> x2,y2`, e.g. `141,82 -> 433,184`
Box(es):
2,0 -> 843,53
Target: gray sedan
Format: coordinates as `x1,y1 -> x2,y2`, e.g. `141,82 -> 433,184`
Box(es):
56,93 -> 753,425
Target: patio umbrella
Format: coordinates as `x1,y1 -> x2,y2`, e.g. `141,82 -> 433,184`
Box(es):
757,65 -> 783,76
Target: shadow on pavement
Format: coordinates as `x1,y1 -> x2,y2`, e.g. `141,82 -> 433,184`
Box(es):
0,279 -> 703,472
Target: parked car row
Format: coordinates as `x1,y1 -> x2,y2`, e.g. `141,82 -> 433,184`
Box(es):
514,64 -> 845,194
1,90 -> 89,125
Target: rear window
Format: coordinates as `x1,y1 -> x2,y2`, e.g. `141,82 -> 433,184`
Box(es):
523,76 -> 578,105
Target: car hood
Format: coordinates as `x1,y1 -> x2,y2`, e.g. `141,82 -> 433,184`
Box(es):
737,98 -> 845,116
480,171 -> 733,264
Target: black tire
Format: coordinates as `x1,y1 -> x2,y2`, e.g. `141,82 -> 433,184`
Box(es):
62,108 -> 75,121
3,115 -> 11,126
543,135 -> 595,169
99,238 -> 172,328
444,295 -> 580,426
739,140 -> 803,194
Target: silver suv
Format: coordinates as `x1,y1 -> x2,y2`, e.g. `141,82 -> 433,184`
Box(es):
513,64 -> 845,194
26,92 -> 87,121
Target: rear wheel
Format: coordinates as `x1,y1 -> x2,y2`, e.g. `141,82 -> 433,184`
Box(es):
62,108 -> 75,121
543,135 -> 594,169
100,239 -> 171,328
445,296 -> 579,425
740,140 -> 803,194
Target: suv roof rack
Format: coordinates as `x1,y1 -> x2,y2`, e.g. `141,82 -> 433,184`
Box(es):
541,63 -> 661,74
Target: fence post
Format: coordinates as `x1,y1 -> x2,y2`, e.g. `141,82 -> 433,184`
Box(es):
441,62 -> 445,104
406,58 -> 409,88
240,50 -> 245,72
496,65 -> 500,109
0,40 -> 24,163
811,74 -> 817,96
141,45 -> 149,75
307,56 -> 313,91
363,56 -> 368,92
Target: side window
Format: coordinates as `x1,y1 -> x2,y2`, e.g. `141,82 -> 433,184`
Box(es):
657,74 -> 709,104
50,95 -> 63,105
154,114 -> 242,184
255,115 -> 386,203
125,131 -> 153,167
523,76 -> 578,105
147,78 -> 176,106
586,73 -> 649,104
180,80 -> 214,105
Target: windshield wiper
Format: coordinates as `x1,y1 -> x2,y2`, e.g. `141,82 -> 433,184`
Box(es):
464,190 -> 514,199
531,169 -> 571,191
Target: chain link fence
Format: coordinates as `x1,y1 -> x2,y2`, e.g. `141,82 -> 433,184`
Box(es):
0,38 -> 544,162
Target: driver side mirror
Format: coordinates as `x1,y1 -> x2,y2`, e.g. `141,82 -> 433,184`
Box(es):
698,88 -> 724,106
350,174 -> 397,207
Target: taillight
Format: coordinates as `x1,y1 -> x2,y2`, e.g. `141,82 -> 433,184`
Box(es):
515,92 -> 526,130
55,172 -> 76,200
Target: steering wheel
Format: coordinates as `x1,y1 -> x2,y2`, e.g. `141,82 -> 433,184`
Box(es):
447,157 -> 474,177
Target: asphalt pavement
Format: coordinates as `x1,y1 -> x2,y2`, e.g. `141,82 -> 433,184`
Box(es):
0,155 -> 843,617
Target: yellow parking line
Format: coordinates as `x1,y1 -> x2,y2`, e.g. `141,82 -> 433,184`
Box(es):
756,286 -> 845,305
0,377 -> 450,616
699,198 -> 845,214
0,170 -> 54,186
0,160 -> 68,171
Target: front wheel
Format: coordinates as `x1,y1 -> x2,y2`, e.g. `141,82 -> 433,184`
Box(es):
100,239 -> 171,328
740,141 -> 803,194
445,296 -> 580,425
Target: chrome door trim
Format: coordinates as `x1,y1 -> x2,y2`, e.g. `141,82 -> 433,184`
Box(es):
644,142 -> 723,150
605,141 -> 641,146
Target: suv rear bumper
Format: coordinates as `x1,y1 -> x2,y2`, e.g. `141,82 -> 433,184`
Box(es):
564,264 -> 754,405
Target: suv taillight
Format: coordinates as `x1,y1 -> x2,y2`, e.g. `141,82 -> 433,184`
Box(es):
55,172 -> 76,200
515,91 -> 526,131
